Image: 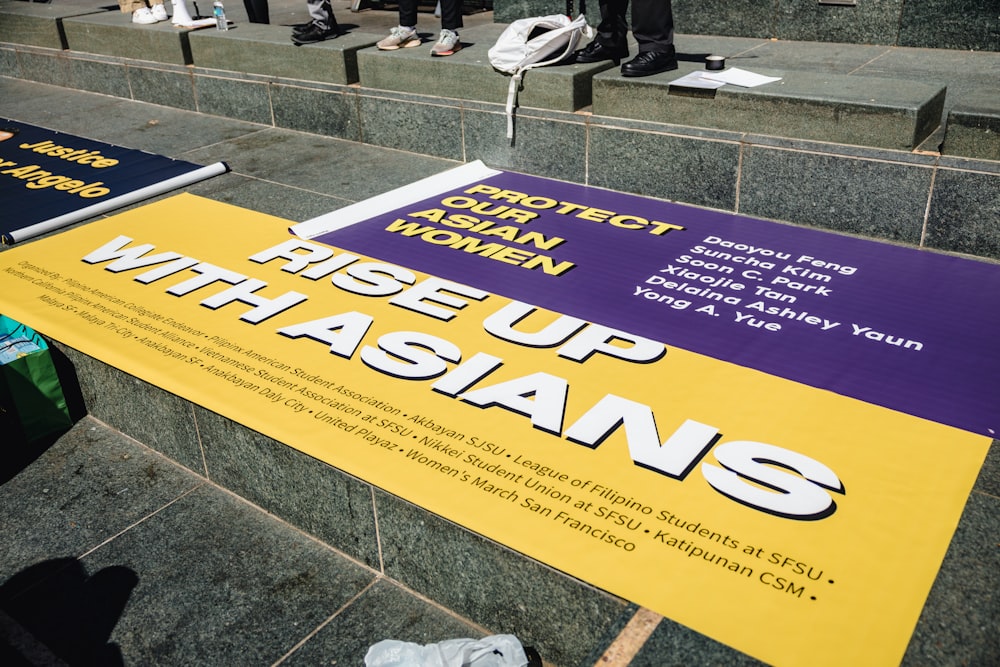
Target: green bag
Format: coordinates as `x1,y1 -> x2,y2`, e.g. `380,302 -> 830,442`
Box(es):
0,315 -> 72,443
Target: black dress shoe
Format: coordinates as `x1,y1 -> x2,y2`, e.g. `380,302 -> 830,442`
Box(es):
621,50 -> 678,77
292,24 -> 339,45
573,40 -> 629,64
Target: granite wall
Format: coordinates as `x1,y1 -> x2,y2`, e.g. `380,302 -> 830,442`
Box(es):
493,0 -> 1000,51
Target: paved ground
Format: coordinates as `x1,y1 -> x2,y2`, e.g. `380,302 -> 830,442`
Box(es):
1,417 -> 501,666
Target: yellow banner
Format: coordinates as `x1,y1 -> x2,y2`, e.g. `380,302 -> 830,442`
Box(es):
0,195 -> 988,666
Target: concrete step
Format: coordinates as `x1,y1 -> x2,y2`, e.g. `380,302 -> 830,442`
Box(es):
189,22 -> 380,85
945,103 -> 1000,162
3,0 -> 986,154
356,22 -> 604,112
594,63 -> 945,151
0,0 -> 106,50
61,10 -> 197,66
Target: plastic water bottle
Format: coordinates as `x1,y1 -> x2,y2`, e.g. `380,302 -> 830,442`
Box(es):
213,0 -> 228,30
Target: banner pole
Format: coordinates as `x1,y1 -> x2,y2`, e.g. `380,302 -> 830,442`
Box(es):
3,161 -> 230,245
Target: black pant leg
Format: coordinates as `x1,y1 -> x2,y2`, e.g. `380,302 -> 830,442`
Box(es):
630,0 -> 674,52
595,0 -> 629,49
438,0 -> 463,31
243,0 -> 269,22
398,0 -> 418,28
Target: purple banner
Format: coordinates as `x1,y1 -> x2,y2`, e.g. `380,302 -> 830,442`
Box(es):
305,169 -> 1000,438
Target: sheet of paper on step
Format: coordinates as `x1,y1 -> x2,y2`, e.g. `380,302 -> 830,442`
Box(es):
701,67 -> 782,87
667,72 -> 727,89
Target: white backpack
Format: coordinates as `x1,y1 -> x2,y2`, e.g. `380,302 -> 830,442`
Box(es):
488,14 -> 593,141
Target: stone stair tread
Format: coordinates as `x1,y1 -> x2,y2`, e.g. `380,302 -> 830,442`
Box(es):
592,61 -> 946,150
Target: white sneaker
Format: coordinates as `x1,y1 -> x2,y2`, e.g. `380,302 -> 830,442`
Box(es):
151,3 -> 169,21
430,29 -> 461,57
377,26 -> 420,50
132,7 -> 158,24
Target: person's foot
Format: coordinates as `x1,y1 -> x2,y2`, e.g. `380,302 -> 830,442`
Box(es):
132,7 -> 158,24
377,25 -> 420,50
292,21 -> 334,34
572,40 -> 628,64
620,50 -> 678,77
150,3 -> 169,21
430,29 -> 461,57
291,24 -> 339,45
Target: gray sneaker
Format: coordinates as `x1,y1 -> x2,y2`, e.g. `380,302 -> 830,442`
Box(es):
430,29 -> 461,57
377,25 -> 420,50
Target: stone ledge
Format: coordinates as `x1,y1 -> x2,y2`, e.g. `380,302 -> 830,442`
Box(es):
593,62 -> 947,151
0,0 -> 109,50
3,4 -> 966,150
188,22 -> 380,85
356,22 -> 609,112
62,11 -> 195,66
944,104 -> 1000,162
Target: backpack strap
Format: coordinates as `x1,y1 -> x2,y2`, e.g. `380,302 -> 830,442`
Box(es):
501,16 -> 593,143
504,69 -> 524,142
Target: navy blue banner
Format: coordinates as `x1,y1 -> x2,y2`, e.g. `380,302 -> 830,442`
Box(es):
0,119 -> 226,243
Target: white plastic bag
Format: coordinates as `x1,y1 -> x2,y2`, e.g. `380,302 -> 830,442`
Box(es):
364,634 -> 531,667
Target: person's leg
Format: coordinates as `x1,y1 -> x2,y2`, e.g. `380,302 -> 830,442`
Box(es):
377,0 -> 421,50
149,0 -> 168,21
574,0 -> 630,63
437,0 -> 463,32
630,0 -> 674,53
243,0 -> 270,23
122,0 -> 160,23
429,0 -> 462,55
293,0 -> 339,43
398,0 -> 418,29
303,0 -> 336,31
595,0 -> 629,49
620,0 -> 676,76
118,0 -> 146,13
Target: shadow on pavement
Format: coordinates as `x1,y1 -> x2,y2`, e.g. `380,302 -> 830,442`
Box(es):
0,558 -> 138,667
